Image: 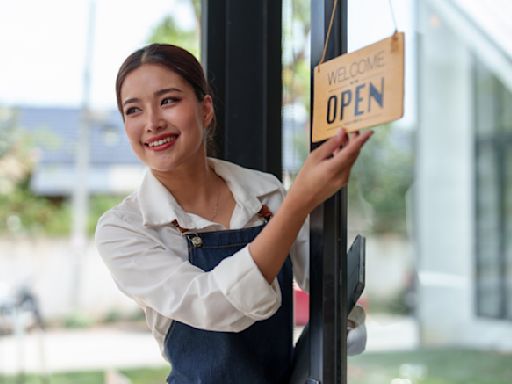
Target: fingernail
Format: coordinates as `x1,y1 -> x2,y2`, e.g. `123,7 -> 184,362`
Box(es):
336,127 -> 344,139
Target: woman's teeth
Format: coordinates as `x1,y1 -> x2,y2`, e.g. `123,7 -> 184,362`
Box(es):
148,136 -> 173,147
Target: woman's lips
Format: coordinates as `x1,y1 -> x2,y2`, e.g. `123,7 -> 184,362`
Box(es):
145,133 -> 179,151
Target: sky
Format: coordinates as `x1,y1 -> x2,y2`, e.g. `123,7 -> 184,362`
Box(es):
0,0 -> 414,118
0,0 -> 194,110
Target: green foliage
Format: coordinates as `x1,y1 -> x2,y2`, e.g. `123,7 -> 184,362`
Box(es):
146,6 -> 200,58
0,372 -> 104,384
292,128 -> 310,172
87,194 -> 124,235
100,307 -> 146,324
287,124 -> 414,235
349,125 -> 414,234
0,109 -> 125,237
0,110 -> 35,194
62,312 -> 94,329
0,184 -> 71,236
349,348 -> 512,384
0,110 -> 70,236
283,0 -> 311,109
0,108 -> 17,158
365,290 -> 413,315
1,348 -> 511,384
122,367 -> 171,384
283,58 -> 311,110
0,180 -> 124,237
0,367 -> 171,384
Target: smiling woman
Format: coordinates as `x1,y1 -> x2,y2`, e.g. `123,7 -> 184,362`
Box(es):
116,44 -> 216,159
95,43 -> 371,383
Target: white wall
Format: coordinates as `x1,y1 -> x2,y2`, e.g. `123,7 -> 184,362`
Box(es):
417,0 -> 473,345
352,233 -> 413,300
417,0 -> 512,350
0,235 -> 412,323
0,237 -> 137,321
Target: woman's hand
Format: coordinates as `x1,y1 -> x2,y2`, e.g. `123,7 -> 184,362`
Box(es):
287,128 -> 373,213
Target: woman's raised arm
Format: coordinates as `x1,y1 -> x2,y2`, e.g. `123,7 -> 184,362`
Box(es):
249,128 -> 373,283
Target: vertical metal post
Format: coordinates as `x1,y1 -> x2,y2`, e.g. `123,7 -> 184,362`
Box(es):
71,0 -> 95,310
309,0 -> 348,383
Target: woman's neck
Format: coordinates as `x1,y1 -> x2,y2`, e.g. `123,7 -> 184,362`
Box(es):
151,157 -> 225,221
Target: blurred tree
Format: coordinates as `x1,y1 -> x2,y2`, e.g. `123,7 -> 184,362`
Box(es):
349,125 -> 414,234
0,109 -> 65,236
283,0 -> 310,109
282,0 -> 311,180
0,108 -> 122,237
146,0 -> 311,109
146,0 -> 200,58
0,108 -> 33,195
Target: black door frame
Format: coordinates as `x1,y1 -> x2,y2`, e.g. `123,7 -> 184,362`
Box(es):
309,2 -> 349,382
201,0 -> 283,178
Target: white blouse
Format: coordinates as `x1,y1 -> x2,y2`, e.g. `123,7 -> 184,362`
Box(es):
95,157 -> 363,358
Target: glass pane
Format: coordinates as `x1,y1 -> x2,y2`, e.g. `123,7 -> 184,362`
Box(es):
506,147 -> 512,319
498,81 -> 512,132
476,145 -> 501,317
474,61 -> 497,136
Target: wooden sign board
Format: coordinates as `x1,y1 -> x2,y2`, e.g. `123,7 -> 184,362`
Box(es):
312,32 -> 405,142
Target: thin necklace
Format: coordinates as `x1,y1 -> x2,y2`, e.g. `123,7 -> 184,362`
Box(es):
209,190 -> 220,221
208,174 -> 222,222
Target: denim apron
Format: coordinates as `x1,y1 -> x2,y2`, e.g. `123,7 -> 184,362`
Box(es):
164,224 -> 294,384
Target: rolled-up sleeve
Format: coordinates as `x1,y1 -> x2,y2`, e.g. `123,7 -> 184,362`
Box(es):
95,212 -> 281,333
212,246 -> 282,321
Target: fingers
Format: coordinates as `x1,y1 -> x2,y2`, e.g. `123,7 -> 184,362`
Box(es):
339,128 -> 350,146
328,130 -> 372,165
327,130 -> 373,185
336,130 -> 373,160
312,128 -> 372,161
311,128 -> 348,161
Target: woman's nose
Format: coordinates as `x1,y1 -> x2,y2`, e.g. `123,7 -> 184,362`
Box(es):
145,108 -> 165,132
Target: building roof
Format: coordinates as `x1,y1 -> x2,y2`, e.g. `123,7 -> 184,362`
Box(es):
16,106 -> 139,165
12,106 -> 144,196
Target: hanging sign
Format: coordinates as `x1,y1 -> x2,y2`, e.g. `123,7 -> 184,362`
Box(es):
312,32 -> 405,142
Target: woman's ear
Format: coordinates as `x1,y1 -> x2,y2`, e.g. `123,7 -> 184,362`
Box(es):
202,95 -> 214,127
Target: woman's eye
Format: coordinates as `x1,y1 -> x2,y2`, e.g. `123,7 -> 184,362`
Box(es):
162,96 -> 180,105
125,106 -> 140,115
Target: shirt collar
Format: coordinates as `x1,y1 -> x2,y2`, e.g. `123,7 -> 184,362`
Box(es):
137,158 -> 281,228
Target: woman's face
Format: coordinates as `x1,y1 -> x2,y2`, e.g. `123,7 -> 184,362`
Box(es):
120,64 -> 213,172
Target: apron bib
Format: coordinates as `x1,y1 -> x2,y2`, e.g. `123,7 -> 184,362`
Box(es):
165,225 -> 294,384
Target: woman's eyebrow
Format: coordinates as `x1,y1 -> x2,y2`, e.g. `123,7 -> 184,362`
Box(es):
123,97 -> 139,106
155,88 -> 183,97
123,88 -> 183,106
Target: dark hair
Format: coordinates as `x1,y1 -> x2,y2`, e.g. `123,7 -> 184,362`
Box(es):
116,44 -> 216,154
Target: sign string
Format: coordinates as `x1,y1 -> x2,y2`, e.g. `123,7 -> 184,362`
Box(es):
319,0 -> 339,66
319,0 -> 398,66
388,0 -> 399,32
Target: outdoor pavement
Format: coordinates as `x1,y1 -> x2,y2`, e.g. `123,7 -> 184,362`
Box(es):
0,315 -> 418,375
